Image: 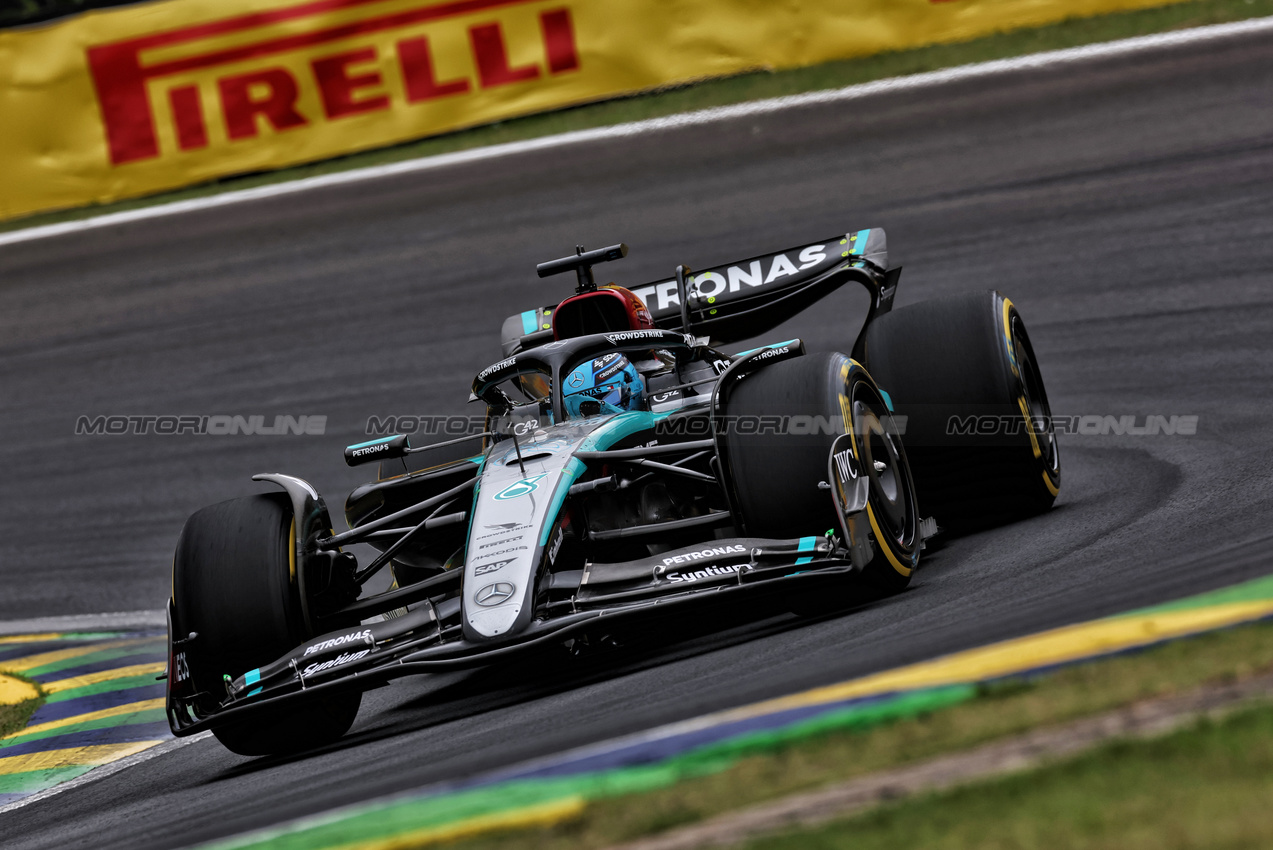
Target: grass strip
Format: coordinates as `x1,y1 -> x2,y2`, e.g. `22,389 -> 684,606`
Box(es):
746,701 -> 1273,850
437,618 -> 1273,850
5,0 -> 1273,233
204,688 -> 974,850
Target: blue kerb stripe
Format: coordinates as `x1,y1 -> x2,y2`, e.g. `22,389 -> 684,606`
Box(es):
879,389 -> 894,412
347,436 -> 396,450
795,536 -> 818,565
521,310 -> 538,335
245,668 -> 262,697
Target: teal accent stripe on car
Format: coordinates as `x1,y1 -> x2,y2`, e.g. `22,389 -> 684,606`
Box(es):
346,436 -> 397,450
733,339 -> 799,359
521,311 -> 537,335
551,411 -> 671,544
794,536 -> 818,565
540,458 -> 587,546
244,668 -> 262,697
879,389 -> 894,412
849,229 -> 871,255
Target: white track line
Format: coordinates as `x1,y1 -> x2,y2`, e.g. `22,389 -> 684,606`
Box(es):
2,15 -> 1272,250
0,610 -> 166,636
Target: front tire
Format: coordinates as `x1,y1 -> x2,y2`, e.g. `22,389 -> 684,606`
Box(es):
172,492 -> 361,756
723,353 -> 921,595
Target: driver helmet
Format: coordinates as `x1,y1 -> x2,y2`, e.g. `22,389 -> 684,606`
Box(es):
563,353 -> 646,419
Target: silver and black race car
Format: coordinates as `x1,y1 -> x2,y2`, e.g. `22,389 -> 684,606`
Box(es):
165,229 -> 1060,755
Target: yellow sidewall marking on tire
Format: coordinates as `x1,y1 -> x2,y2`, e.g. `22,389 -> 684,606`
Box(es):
1018,396 -> 1043,460
288,517 -> 297,582
866,503 -> 912,577
1042,470 -> 1060,497
846,358 -> 912,578
1002,297 -> 1019,378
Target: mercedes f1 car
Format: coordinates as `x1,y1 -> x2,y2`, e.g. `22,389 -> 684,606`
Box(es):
166,229 -> 1060,755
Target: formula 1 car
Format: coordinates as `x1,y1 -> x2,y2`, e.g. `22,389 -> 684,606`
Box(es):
166,229 -> 1060,755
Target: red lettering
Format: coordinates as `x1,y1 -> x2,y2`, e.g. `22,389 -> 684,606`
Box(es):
168,85 -> 209,150
88,43 -> 157,164
470,22 -> 538,88
539,9 -> 578,74
398,36 -> 469,102
218,68 -> 308,139
312,47 -> 390,119
86,0 -> 550,164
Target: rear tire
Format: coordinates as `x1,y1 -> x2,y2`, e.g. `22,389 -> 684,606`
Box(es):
860,291 -> 1060,530
172,492 -> 361,756
723,353 -> 921,596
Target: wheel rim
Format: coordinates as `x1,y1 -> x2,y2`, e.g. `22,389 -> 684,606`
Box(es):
1011,316 -> 1059,477
853,384 -> 917,551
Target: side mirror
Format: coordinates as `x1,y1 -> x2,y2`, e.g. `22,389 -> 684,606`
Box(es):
344,434 -> 410,467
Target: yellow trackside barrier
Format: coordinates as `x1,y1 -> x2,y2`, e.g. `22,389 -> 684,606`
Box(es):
0,0 -> 1185,221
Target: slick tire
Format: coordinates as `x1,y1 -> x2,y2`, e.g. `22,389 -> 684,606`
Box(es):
723,352 -> 921,597
859,291 -> 1060,530
172,492 -> 361,756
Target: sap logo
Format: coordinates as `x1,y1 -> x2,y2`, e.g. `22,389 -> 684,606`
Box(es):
834,448 -> 859,481
632,246 -> 828,312
474,558 -> 515,576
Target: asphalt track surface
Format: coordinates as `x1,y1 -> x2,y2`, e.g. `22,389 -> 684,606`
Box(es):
3,27 -> 1273,849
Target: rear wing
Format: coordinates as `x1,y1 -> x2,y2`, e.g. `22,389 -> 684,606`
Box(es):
501,228 -> 897,355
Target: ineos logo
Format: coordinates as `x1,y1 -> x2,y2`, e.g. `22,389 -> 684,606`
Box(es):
475,582 -> 516,607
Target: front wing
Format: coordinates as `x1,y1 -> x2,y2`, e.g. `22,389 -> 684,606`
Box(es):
166,537 -> 850,737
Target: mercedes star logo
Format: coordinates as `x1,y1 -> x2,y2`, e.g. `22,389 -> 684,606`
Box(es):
475,582 -> 516,607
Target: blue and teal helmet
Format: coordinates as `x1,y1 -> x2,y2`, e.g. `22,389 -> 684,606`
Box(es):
563,353 -> 646,419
